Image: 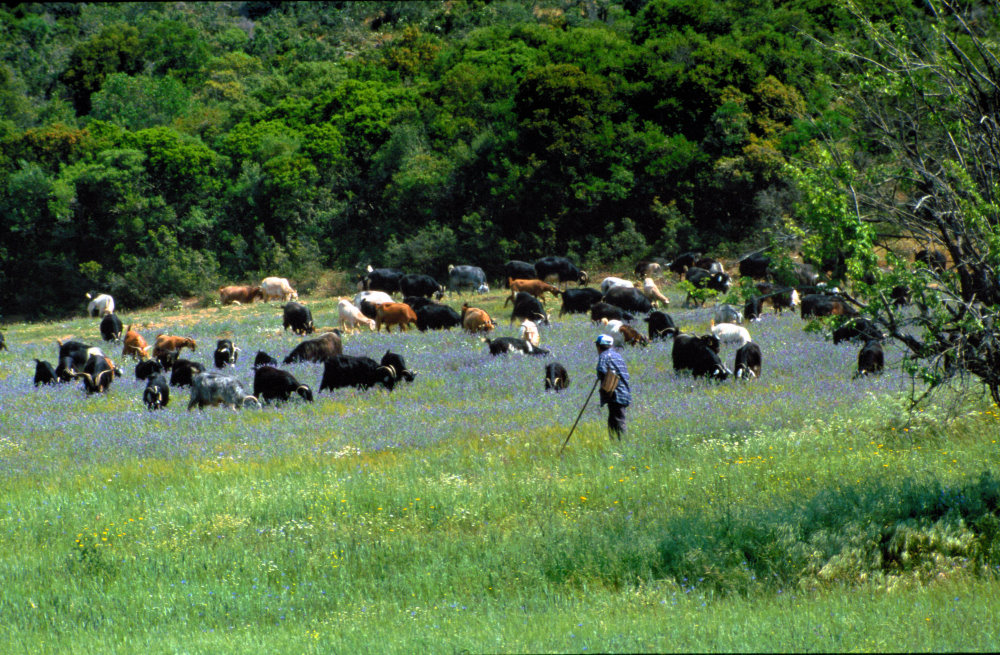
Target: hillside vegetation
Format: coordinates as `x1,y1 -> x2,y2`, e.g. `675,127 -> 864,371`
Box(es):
0,0 -> 952,317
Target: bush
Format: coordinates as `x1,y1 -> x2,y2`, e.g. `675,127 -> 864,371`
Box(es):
108,226 -> 219,308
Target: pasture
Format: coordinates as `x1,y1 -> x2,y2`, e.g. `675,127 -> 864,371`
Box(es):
1,286 -> 999,653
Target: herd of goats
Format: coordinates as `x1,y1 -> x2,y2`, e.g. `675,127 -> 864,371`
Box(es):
0,251 -> 899,411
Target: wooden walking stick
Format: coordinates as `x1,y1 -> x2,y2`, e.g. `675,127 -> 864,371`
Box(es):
559,377 -> 600,456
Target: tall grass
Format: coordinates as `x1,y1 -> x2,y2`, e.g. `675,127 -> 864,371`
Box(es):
1,288 -> 998,652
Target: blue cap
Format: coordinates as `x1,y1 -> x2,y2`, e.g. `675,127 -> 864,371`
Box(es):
596,334 -> 614,347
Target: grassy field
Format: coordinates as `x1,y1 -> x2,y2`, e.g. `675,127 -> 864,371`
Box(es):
1,283 -> 999,653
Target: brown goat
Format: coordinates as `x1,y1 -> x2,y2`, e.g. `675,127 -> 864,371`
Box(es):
618,324 -> 649,347
461,304 -> 496,333
374,302 -> 418,333
219,285 -> 263,305
121,325 -> 150,360
153,335 -> 197,360
505,278 -> 562,305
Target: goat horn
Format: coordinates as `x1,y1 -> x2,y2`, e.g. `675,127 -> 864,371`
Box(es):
95,370 -> 111,388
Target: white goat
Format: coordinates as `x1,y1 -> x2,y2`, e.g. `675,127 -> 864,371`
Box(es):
260,277 -> 298,302
641,277 -> 670,307
86,293 -> 115,317
518,319 -> 540,347
710,321 -> 752,348
337,298 -> 376,334
600,276 -> 635,295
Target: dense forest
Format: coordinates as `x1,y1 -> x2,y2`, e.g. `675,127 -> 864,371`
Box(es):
0,0 -> 989,317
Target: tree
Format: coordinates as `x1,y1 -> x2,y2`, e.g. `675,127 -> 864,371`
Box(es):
90,73 -> 192,131
140,19 -> 210,84
794,1 -> 1000,404
59,24 -> 143,115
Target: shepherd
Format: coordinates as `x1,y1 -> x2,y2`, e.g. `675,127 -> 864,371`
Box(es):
595,334 -> 631,441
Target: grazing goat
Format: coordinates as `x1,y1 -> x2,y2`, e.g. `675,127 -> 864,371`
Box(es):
153,335 -> 196,360
134,359 -> 164,381
672,333 -> 730,379
73,354 -> 122,394
254,350 -> 279,368
33,359 -> 58,386
156,349 -> 179,371
121,326 -> 150,361
634,259 -> 667,278
461,304 -> 496,333
800,294 -> 858,319
519,319 -> 540,348
600,277 -> 634,295
213,339 -> 239,368
559,287 -> 603,316
86,293 -> 114,317
170,359 -> 205,387
645,311 -> 678,340
399,274 -> 444,299
219,285 -> 263,305
694,257 -> 725,274
684,268 -> 731,305
544,362 -> 570,391
337,299 -> 376,334
713,304 -> 743,325
380,350 -> 415,382
503,261 -> 538,285
416,304 -> 462,331
283,332 -> 343,364
600,318 -> 626,347
618,324 -> 649,347
534,256 -> 588,287
771,288 -> 800,314
261,277 -> 298,302
734,342 -> 762,380
282,302 -> 315,335
447,265 -> 489,296
590,302 -> 633,323
375,302 -> 418,333
833,318 -> 884,345
739,253 -> 770,279
143,373 -> 170,410
668,252 -> 701,276
710,321 -> 752,348
483,337 -> 550,356
603,286 -> 652,315
99,313 -> 123,341
320,355 -> 399,392
641,277 -> 669,307
508,292 -> 549,326
188,372 -> 259,410
506,278 -> 562,304
253,366 -> 314,404
854,340 -> 885,378
359,266 -> 403,294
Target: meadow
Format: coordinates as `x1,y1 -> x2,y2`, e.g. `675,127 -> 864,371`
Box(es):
1,283 -> 999,653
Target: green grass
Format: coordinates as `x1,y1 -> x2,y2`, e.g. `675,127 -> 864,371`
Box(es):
1,289 -> 999,652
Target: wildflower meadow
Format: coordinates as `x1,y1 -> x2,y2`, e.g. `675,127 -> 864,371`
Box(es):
1,287 -> 999,653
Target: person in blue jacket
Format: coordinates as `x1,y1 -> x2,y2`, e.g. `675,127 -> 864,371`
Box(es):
595,334 -> 631,440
